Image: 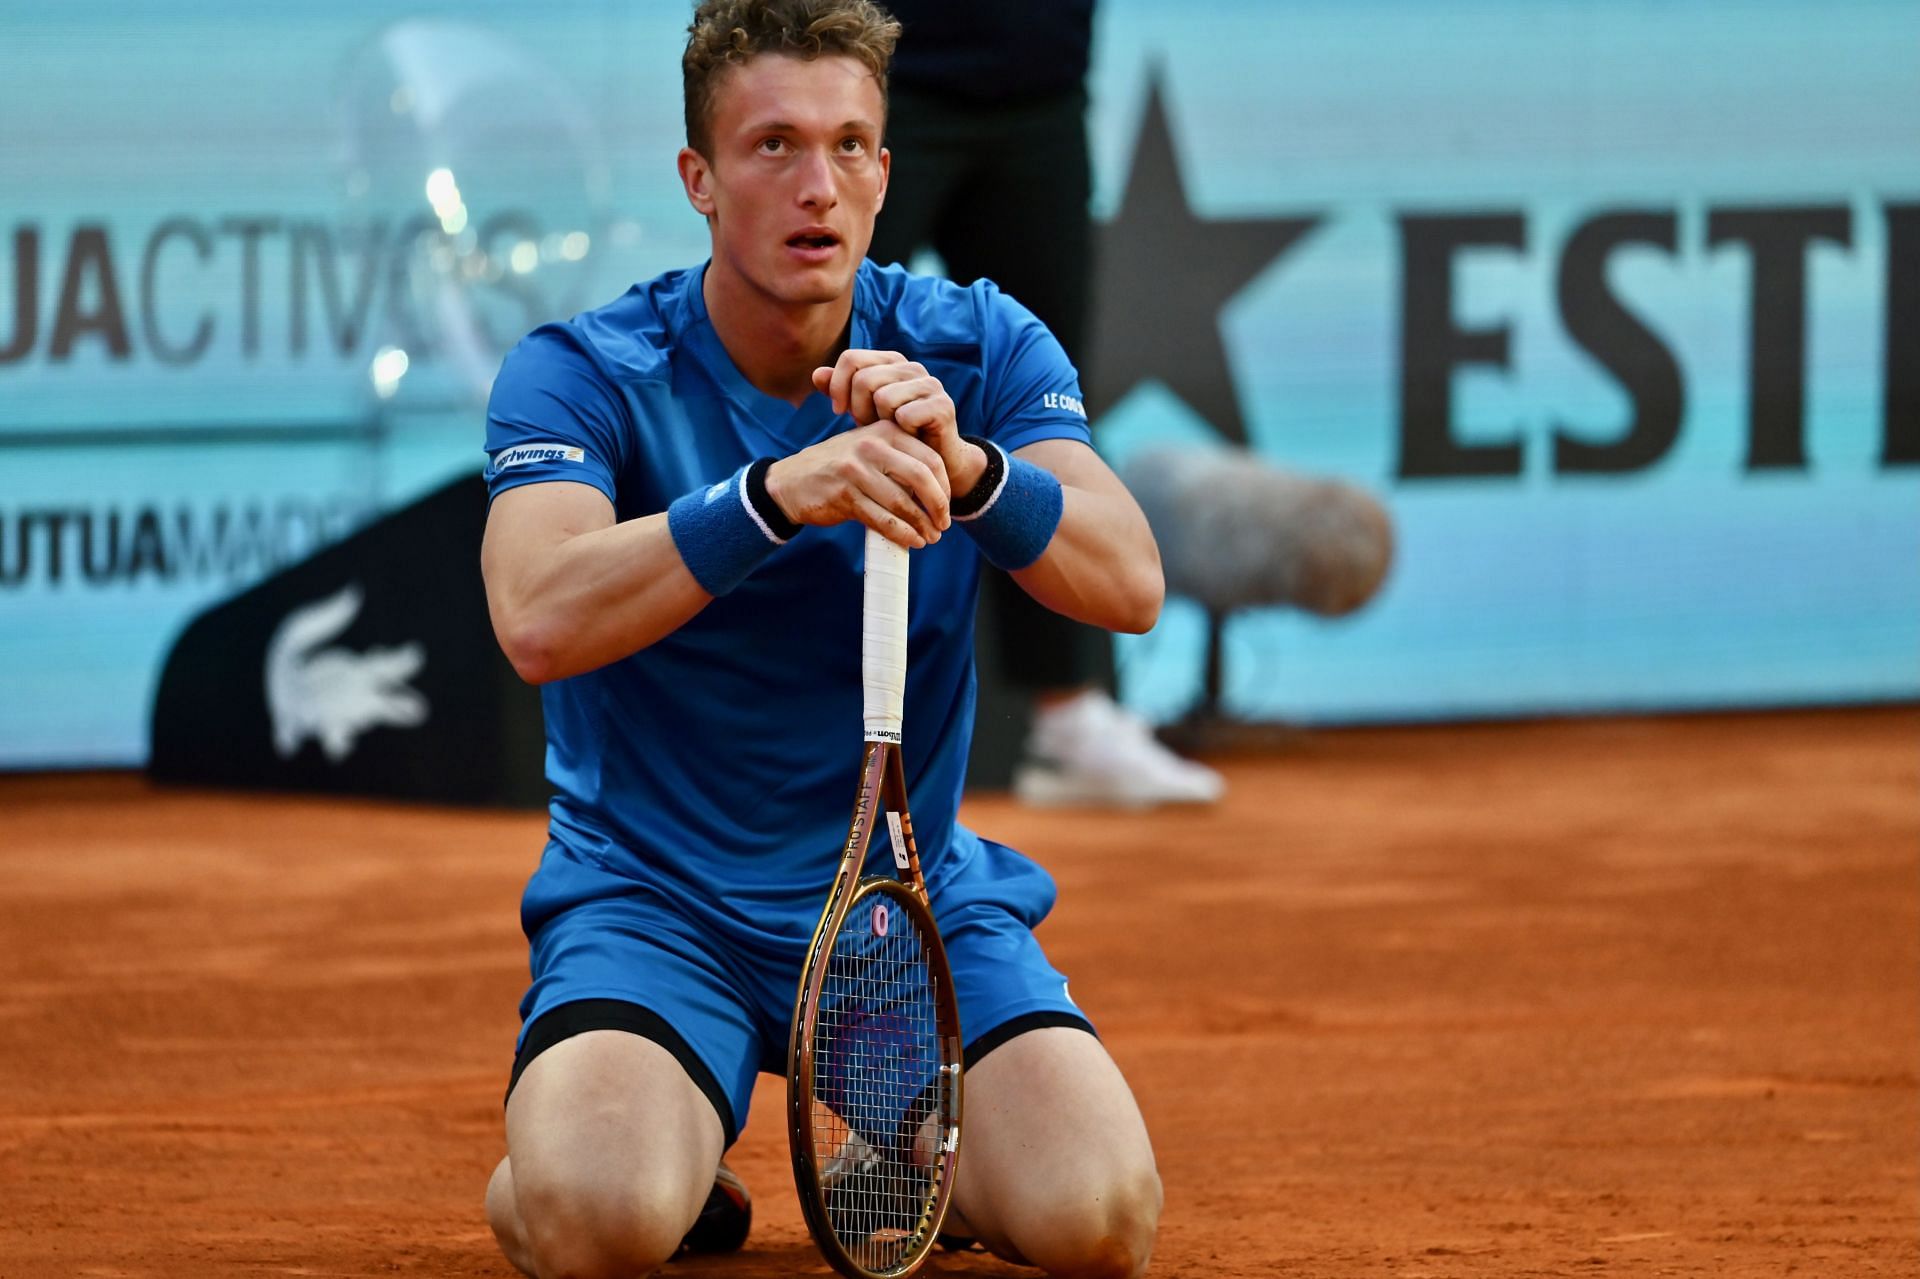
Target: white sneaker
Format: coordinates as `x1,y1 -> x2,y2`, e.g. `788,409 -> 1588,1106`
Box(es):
1011,691 -> 1226,809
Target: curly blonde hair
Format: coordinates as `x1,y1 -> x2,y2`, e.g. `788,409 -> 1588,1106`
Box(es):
683,0 -> 901,156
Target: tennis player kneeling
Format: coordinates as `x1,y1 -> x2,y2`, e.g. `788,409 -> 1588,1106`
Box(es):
478,2 -> 1163,1275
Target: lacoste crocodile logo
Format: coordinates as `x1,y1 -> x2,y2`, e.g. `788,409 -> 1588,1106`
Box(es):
265,583 -> 428,762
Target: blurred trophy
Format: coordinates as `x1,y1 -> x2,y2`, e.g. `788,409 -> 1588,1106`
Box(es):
332,19 -> 613,411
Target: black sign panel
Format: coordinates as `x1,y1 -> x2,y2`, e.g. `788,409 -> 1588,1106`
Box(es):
149,474 -> 546,807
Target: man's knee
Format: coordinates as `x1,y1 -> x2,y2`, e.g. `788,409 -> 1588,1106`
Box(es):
514,1164 -> 699,1279
1008,1162 -> 1163,1279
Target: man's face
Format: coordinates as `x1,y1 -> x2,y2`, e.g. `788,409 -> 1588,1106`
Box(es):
682,54 -> 889,309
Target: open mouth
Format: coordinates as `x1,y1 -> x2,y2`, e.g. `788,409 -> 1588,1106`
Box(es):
787,230 -> 840,251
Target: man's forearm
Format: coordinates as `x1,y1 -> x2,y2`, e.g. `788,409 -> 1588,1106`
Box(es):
949,439 -> 1163,635
1009,480 -> 1164,635
487,511 -> 712,684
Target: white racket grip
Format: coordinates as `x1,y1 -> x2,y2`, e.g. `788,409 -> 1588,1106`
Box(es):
862,529 -> 909,744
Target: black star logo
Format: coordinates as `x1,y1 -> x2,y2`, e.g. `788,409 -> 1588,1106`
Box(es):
1086,72 -> 1321,444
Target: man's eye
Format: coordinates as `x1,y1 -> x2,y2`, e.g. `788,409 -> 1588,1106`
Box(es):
839,137 -> 865,153
759,138 -> 786,154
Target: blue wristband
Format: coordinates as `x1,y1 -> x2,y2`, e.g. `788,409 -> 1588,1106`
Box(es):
667,462 -> 792,596
953,439 -> 1064,571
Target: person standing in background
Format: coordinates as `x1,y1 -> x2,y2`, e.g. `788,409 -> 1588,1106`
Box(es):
869,0 -> 1225,808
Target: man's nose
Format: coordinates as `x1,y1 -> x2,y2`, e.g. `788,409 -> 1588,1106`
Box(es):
794,147 -> 839,209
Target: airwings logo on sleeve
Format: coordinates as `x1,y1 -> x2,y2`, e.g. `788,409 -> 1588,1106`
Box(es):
489,442 -> 587,475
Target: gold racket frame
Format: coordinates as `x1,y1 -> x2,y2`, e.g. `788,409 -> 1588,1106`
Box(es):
788,741 -> 964,1279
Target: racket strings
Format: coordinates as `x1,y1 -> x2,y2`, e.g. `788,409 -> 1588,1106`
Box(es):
811,894 -> 949,1272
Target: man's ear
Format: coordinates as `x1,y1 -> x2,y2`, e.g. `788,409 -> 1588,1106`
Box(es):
678,146 -> 716,218
875,145 -> 890,214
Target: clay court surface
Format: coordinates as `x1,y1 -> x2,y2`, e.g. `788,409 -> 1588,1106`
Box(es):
2,708 -> 1914,1277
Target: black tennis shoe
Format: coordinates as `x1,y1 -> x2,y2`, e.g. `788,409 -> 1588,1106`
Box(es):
679,1162 -> 752,1255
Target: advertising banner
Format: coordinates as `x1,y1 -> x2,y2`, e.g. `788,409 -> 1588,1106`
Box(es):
3,3 -> 697,765
4,0 -> 1915,767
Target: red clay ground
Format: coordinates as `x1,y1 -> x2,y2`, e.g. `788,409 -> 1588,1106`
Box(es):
1,709 -> 1914,1277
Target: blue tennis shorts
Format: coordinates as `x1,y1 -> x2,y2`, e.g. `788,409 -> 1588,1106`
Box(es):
505,832 -> 1093,1145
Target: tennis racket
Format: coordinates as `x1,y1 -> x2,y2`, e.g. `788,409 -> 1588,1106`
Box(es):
787,529 -> 964,1279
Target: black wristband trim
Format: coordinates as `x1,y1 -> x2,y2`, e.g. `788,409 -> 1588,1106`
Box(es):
744,457 -> 804,542
950,435 -> 1008,520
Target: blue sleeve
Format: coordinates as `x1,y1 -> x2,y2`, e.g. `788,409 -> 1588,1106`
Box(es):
483,324 -> 630,505
975,282 -> 1095,455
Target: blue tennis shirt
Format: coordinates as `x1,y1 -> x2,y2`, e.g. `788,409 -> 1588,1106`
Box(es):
483,260 -> 1092,956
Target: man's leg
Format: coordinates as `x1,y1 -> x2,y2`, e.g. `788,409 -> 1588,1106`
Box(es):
487,1030 -> 726,1279
944,1027 -> 1162,1279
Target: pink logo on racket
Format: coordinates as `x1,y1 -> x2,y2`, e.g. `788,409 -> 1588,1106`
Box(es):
871,902 -> 889,937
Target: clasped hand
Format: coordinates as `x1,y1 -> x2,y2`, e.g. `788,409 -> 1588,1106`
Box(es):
764,350 -> 988,550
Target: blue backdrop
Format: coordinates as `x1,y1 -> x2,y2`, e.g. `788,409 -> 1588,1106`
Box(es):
3,0 -> 1915,766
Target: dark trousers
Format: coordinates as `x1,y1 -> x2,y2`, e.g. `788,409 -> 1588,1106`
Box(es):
870,86 -> 1106,701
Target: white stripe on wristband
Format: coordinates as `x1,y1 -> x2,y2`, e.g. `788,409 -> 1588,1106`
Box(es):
666,464 -> 787,596
951,440 -> 1064,572
735,467 -> 789,545
952,440 -> 1014,523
